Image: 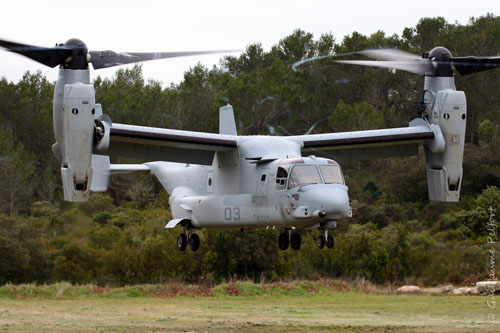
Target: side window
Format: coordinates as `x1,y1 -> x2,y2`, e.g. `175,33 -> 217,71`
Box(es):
275,167 -> 288,191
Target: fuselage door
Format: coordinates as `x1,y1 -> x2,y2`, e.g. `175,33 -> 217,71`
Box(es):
257,168 -> 269,197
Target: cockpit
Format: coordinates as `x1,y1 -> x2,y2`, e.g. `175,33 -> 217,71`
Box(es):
275,157 -> 344,191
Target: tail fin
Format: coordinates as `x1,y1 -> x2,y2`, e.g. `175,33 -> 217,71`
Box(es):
219,105 -> 237,135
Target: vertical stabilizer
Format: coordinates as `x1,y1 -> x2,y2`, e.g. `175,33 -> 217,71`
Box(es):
219,105 -> 237,135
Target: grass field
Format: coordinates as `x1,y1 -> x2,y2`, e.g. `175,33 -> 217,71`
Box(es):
0,283 -> 496,332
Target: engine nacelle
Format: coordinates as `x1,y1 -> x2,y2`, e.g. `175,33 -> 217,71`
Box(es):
60,84 -> 96,202
425,89 -> 467,202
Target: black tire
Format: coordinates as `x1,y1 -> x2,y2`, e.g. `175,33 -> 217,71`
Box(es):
326,235 -> 334,249
290,233 -> 301,251
189,233 -> 200,251
278,232 -> 289,250
177,234 -> 187,251
316,235 -> 326,249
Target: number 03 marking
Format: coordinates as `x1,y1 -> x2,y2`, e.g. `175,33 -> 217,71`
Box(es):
224,207 -> 240,221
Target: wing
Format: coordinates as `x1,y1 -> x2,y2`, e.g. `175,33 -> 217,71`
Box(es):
286,118 -> 440,162
101,123 -> 237,165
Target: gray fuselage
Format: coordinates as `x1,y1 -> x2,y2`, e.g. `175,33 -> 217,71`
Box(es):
147,136 -> 351,230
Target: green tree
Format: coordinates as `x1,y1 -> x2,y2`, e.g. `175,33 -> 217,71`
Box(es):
328,101 -> 384,132
0,128 -> 36,215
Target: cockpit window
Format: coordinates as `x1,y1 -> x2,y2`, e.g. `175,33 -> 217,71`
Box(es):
288,165 -> 322,188
319,165 -> 344,184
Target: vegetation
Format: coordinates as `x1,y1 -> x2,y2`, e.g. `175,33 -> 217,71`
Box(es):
0,280 -> 396,299
1,14 -> 500,286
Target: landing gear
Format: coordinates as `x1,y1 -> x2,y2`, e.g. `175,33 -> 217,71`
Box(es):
290,232 -> 301,251
177,233 -> 187,251
316,235 -> 326,249
326,235 -> 334,249
278,230 -> 301,251
189,233 -> 200,251
177,228 -> 200,251
317,221 -> 336,250
278,232 -> 289,250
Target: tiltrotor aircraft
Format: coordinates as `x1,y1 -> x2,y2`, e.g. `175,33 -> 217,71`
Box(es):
1,38 -> 499,252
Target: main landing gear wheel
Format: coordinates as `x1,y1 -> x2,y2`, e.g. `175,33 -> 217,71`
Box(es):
278,232 -> 289,250
316,235 -> 326,249
326,235 -> 334,249
189,233 -> 200,251
291,232 -> 301,251
177,234 -> 187,251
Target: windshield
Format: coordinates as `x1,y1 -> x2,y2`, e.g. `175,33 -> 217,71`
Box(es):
288,165 -> 322,188
319,165 -> 344,184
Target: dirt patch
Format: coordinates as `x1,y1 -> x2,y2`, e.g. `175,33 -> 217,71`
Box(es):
224,285 -> 241,296
90,285 -> 108,294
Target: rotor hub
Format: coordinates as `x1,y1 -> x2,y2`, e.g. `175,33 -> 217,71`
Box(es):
61,38 -> 89,70
426,46 -> 453,77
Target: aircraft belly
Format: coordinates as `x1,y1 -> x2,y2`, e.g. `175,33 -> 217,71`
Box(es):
171,190 -> 331,229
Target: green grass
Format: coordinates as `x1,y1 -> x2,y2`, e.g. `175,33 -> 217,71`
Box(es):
213,281 -> 331,297
0,283 -> 161,300
0,281 -> 334,299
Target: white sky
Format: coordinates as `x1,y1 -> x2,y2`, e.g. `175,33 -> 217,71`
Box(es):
0,0 -> 497,87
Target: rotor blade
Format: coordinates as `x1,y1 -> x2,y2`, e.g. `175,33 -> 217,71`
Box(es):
334,59 -> 434,76
292,54 -> 334,71
0,38 -> 73,68
292,49 -> 421,71
358,48 -> 421,61
89,50 -> 238,69
452,56 -> 500,76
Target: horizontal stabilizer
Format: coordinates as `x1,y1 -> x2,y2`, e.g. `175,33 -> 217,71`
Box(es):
90,154 -> 151,193
110,164 -> 150,175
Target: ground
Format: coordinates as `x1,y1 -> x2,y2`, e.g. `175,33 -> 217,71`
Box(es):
0,291 -> 495,332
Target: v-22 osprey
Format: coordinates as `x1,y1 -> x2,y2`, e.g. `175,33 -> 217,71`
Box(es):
1,38 -> 499,251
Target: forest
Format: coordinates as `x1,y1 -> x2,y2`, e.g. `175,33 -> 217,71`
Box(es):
0,14 -> 499,286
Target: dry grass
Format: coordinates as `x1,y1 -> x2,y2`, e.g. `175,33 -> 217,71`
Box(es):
0,283 -> 496,332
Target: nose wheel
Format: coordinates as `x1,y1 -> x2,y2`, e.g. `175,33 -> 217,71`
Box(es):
316,235 -> 326,249
177,229 -> 200,251
317,228 -> 334,249
326,235 -> 334,249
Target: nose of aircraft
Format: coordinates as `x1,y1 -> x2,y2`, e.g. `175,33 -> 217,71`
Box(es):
297,184 -> 350,218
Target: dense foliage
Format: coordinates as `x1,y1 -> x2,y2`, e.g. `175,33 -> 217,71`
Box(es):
1,15 -> 500,286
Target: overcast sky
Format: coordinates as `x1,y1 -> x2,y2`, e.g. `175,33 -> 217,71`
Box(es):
0,0 -> 497,87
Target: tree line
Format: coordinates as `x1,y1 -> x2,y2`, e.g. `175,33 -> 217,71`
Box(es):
0,14 -> 499,285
